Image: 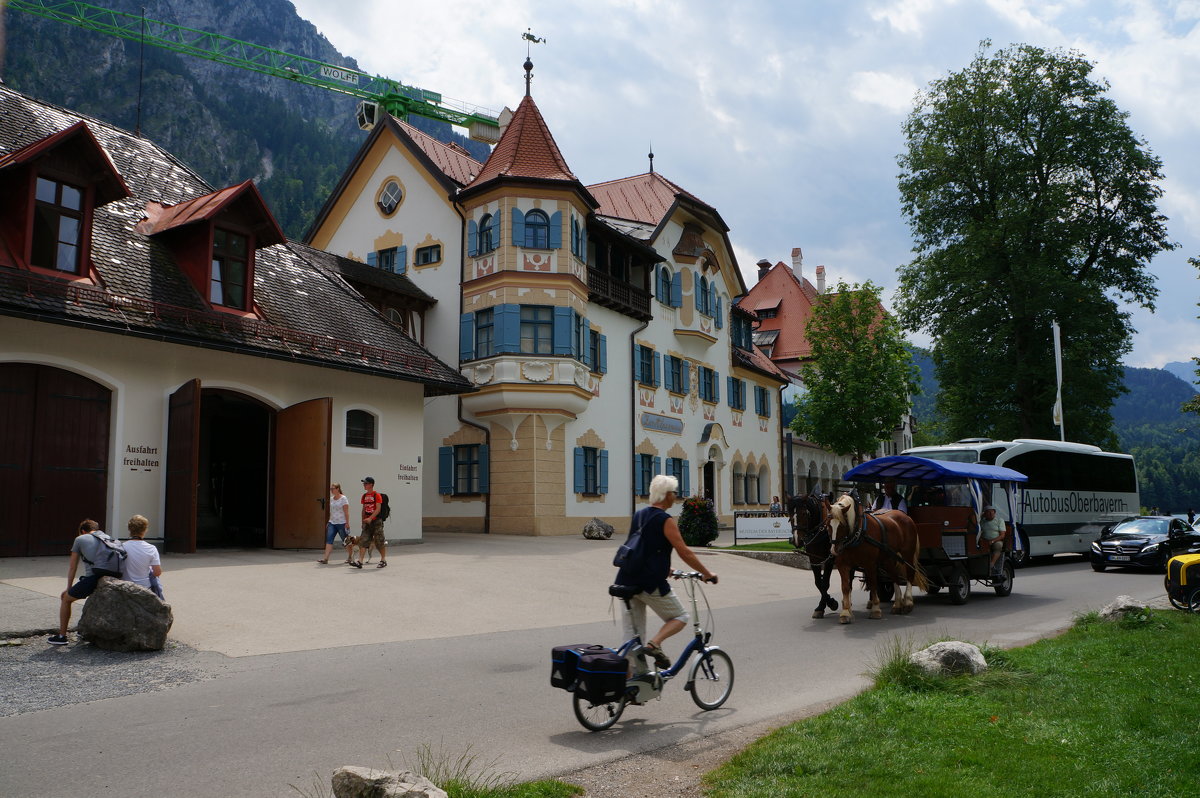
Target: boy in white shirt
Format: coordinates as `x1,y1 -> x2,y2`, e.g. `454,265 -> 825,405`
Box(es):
121,515 -> 163,598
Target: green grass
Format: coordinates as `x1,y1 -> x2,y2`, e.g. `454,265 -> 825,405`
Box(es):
703,608 -> 1200,797
719,540 -> 797,552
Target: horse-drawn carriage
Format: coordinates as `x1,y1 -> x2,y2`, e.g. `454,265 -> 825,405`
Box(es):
790,455 -> 1027,621
843,455 -> 1027,605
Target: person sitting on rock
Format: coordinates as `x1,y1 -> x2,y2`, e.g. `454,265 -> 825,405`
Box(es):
48,520 -> 121,645
121,515 -> 164,599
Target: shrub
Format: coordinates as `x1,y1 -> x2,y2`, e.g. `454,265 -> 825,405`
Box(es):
679,496 -> 719,546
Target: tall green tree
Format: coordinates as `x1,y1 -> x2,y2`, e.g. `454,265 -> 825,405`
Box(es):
896,42 -> 1175,447
790,280 -> 918,461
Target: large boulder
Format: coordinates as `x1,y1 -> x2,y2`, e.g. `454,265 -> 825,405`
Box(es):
910,641 -> 988,676
1099,595 -> 1148,621
582,517 -> 615,540
77,577 -> 173,651
332,767 -> 447,798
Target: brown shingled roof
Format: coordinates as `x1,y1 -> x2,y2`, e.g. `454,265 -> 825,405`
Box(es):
588,171 -> 715,227
136,180 -> 285,247
466,94 -> 578,188
394,118 -> 482,187
739,262 -> 823,363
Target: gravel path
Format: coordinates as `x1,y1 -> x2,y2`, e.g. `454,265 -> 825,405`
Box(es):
0,635 -> 231,717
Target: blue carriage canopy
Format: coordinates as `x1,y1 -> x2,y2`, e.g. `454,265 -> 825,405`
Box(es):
843,456 -> 1028,485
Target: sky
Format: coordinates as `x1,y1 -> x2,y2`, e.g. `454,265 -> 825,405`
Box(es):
290,0 -> 1200,372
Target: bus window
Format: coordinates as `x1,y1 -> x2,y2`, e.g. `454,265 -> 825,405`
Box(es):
981,446 -> 1006,464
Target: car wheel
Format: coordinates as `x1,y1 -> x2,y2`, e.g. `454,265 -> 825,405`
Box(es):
1091,560 -> 1106,572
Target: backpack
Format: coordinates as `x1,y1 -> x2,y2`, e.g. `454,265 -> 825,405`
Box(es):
378,493 -> 391,522
612,508 -> 663,582
81,531 -> 127,575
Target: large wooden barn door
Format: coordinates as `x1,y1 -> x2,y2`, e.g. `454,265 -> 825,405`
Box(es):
0,365 -> 110,557
165,380 -> 201,553
272,398 -> 331,549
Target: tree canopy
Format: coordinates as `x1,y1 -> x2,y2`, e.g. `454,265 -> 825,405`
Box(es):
790,280 -> 918,460
896,42 -> 1175,447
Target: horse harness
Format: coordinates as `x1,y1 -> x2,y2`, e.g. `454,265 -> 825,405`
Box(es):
791,495 -> 835,568
835,494 -> 907,564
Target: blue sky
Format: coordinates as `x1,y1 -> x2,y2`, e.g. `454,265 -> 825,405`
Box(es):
291,0 -> 1200,373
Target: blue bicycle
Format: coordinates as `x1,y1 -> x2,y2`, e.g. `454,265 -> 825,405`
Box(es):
573,570 -> 735,731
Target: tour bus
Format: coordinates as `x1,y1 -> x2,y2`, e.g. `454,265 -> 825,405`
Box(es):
901,438 -> 1140,563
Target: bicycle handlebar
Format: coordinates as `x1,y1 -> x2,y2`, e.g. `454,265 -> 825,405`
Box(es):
671,569 -> 719,584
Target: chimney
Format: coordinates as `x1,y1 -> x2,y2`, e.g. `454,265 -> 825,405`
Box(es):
790,247 -> 803,280
816,265 -> 826,294
756,258 -> 772,281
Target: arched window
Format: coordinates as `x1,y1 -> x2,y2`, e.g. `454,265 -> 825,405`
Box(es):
698,275 -> 710,314
345,409 -> 377,449
657,266 -> 672,304
479,213 -> 495,253
758,464 -> 770,505
524,209 -> 550,248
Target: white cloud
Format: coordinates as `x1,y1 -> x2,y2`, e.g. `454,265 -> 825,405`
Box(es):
849,71 -> 920,113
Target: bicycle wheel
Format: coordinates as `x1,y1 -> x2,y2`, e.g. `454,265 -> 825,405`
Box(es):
688,648 -> 734,710
572,692 -> 626,731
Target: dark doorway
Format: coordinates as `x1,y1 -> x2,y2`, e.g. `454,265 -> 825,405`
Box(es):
703,461 -> 715,503
0,364 -> 110,557
197,389 -> 270,548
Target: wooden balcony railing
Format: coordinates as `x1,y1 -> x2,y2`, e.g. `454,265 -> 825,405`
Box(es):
586,267 -> 652,320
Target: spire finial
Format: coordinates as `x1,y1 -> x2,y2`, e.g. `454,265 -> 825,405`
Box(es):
648,142 -> 655,174
522,29 -> 545,97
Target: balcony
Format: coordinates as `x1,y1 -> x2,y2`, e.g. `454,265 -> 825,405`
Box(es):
587,267 -> 652,321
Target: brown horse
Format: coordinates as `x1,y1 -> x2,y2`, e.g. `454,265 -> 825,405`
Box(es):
789,491 -> 839,619
829,493 -> 927,624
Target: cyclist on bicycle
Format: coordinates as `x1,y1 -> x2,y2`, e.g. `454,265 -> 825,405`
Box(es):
615,474 -> 717,674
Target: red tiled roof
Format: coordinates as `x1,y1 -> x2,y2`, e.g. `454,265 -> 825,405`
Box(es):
466,94 -> 577,188
395,119 -> 482,186
588,171 -> 715,227
136,180 -> 285,246
740,262 -> 823,363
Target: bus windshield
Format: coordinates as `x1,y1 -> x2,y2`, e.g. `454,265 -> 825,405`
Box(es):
905,448 -> 977,463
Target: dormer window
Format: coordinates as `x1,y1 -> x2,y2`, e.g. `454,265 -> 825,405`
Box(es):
33,177 -> 84,273
211,228 -> 249,308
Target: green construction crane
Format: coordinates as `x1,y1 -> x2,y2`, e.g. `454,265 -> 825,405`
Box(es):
7,0 -> 503,143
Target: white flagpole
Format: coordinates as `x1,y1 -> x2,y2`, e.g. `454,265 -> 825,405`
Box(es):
1051,319 -> 1064,442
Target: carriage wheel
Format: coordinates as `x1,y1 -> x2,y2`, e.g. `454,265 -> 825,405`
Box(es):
1166,576 -> 1189,610
948,564 -> 971,605
878,580 -> 895,603
1189,588 -> 1200,614
993,560 -> 1014,597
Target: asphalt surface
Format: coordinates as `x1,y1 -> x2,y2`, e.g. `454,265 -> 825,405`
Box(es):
0,533 -> 1174,798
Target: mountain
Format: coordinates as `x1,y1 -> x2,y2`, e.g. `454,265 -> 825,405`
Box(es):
1163,361 -> 1199,392
911,349 -> 1200,510
1,0 -> 489,239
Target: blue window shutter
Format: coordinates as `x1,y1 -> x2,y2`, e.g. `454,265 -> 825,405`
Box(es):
496,304 -> 520,353
467,220 -> 478,257
715,295 -> 723,329
511,207 -> 525,246
574,447 -> 586,493
459,313 -> 475,362
671,272 -> 682,307
580,223 -> 588,262
664,458 -> 673,481
766,390 -> 771,417
549,211 -> 562,249
598,335 -> 608,374
367,251 -> 378,269
713,371 -> 720,404
478,445 -> 490,493
553,307 -> 573,355
582,328 -> 593,369
694,277 -> 703,310
633,345 -> 641,382
653,456 -> 662,479
492,213 -> 502,246
727,376 -> 735,407
438,447 -> 454,495
652,351 -> 661,387
397,245 -> 408,274
682,460 -> 690,497
599,449 -> 609,494
681,363 -> 690,394
633,453 -> 641,493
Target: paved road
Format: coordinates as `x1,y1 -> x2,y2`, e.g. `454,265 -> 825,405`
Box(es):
0,539 -> 1167,798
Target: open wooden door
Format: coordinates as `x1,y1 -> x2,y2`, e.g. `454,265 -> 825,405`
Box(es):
165,379 -> 200,553
273,398 -> 331,549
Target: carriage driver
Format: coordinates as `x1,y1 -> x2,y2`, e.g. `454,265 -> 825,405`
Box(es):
978,505 -> 1007,576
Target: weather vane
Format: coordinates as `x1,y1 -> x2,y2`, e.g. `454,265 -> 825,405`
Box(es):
522,30 -> 545,96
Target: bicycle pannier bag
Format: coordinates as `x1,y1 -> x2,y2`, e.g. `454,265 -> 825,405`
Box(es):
576,649 -> 627,703
551,643 -> 604,691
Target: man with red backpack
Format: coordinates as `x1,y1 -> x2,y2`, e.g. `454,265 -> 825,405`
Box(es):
351,477 -> 387,569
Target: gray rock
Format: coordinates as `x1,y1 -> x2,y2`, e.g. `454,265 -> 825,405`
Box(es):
1099,594 -> 1148,620
910,641 -> 988,676
77,577 -> 173,651
582,518 -> 615,540
332,766 -> 447,798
